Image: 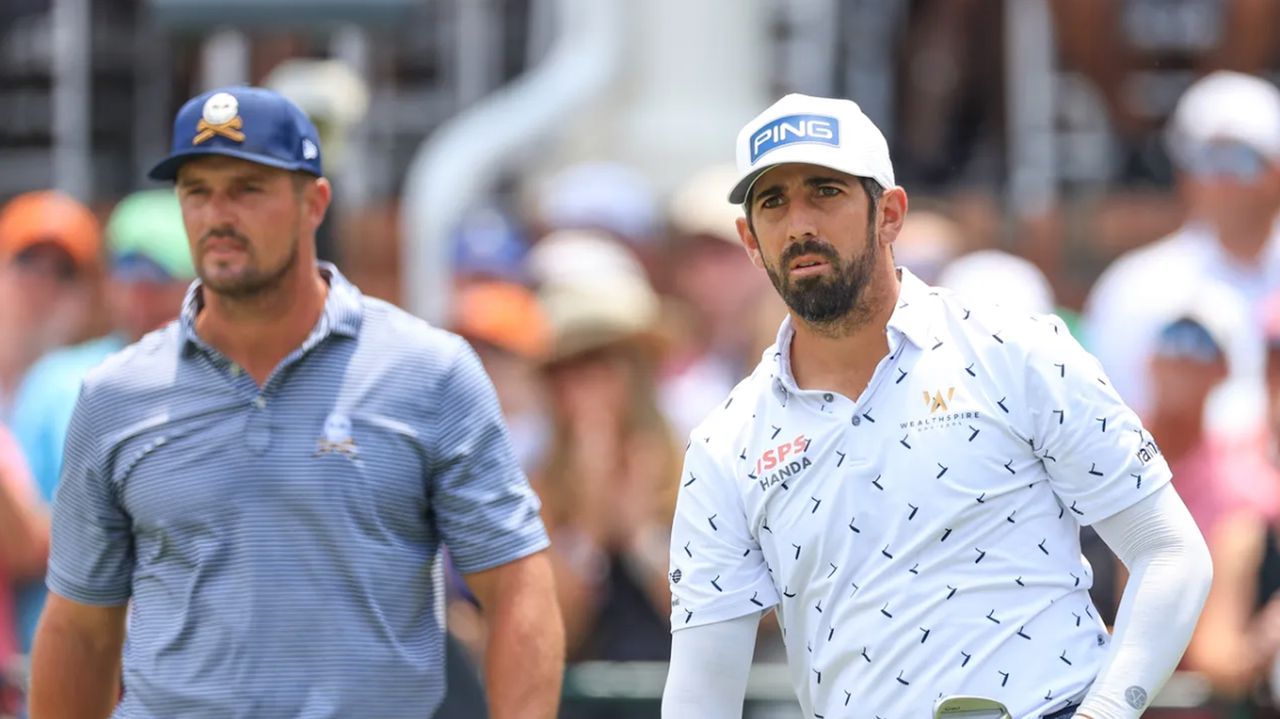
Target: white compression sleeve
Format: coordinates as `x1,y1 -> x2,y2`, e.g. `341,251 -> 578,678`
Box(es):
1075,484 -> 1213,718
662,611 -> 762,719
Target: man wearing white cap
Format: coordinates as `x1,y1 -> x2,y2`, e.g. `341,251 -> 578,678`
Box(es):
662,94 -> 1212,718
1085,71 -> 1280,432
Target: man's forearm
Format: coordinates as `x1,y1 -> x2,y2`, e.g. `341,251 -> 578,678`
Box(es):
663,612 -> 761,718
1079,486 -> 1212,719
480,554 -> 566,719
29,616 -> 122,719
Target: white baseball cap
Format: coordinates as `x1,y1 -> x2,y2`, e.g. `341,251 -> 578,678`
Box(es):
1166,71 -> 1280,164
728,93 -> 895,204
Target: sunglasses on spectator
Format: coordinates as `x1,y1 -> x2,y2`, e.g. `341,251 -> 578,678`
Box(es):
10,242 -> 80,283
1182,142 -> 1270,182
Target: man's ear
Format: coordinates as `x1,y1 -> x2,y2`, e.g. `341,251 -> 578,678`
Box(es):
737,216 -> 765,270
306,176 -> 333,230
877,186 -> 908,248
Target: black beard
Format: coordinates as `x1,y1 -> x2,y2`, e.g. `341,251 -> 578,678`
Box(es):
764,237 -> 878,327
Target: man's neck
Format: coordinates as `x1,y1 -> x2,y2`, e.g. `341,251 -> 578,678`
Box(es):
788,268 -> 901,400
195,265 -> 329,386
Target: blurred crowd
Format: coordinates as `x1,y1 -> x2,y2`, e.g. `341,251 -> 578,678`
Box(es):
3,6 -> 1280,715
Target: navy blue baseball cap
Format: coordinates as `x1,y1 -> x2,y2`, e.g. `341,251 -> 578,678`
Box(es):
148,86 -> 323,181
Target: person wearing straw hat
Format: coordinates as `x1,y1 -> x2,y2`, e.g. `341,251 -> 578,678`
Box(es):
28,86 -> 562,719
662,93 -> 1211,719
531,233 -> 682,694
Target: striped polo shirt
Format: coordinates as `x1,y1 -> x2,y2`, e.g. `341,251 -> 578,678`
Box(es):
47,263 -> 549,718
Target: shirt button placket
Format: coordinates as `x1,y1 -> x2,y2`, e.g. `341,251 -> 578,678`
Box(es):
246,394 -> 271,453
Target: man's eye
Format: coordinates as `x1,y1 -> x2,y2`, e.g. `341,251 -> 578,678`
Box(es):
817,185 -> 842,197
760,195 -> 784,209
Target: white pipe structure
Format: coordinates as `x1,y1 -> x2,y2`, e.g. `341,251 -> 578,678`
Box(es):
399,0 -> 625,325
1004,0 -> 1058,219
51,0 -> 92,200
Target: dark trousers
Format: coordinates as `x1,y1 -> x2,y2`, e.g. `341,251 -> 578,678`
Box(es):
433,634 -> 488,719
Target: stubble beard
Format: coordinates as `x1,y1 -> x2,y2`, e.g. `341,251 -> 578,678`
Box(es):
198,221 -> 302,300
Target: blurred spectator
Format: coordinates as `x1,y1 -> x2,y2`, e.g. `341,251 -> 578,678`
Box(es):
1146,295 -> 1276,538
8,189 -> 193,651
659,165 -> 771,438
0,191 -> 102,414
531,236 -> 679,711
451,207 -> 531,287
0,423 -> 45,703
1183,292 -> 1280,710
892,207 -> 966,285
532,162 -> 659,247
938,249 -> 1057,316
1084,71 -> 1280,430
530,162 -> 663,285
526,227 -> 652,290
450,280 -> 550,473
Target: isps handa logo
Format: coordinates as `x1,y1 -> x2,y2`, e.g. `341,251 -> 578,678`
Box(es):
751,434 -> 813,492
900,387 -> 981,432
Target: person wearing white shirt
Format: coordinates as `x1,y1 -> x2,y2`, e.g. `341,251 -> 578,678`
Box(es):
661,93 -> 1212,719
1084,71 -> 1280,431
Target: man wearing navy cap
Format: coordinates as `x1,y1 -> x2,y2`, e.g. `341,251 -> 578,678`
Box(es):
29,86 -> 563,719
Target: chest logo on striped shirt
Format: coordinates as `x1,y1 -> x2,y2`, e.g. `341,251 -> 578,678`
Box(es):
315,412 -> 358,458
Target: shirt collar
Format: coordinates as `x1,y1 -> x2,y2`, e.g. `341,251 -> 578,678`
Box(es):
769,266 -> 936,399
886,266 -> 936,349
179,261 -> 363,355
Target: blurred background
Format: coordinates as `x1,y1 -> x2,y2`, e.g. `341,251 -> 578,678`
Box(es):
4,0 -> 1280,716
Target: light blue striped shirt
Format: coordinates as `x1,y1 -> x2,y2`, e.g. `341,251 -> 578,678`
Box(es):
47,263 -> 549,718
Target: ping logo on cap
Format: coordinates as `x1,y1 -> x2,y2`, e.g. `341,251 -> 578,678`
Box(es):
750,114 -> 839,164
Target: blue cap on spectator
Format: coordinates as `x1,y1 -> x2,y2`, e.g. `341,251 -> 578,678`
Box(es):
148,86 -> 323,181
537,162 -> 658,243
1153,317 -> 1225,364
452,207 -> 529,283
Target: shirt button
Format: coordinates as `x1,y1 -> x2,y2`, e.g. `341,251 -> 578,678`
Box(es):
851,415 -> 862,427
253,396 -> 267,409
229,364 -> 242,377
823,393 -> 834,402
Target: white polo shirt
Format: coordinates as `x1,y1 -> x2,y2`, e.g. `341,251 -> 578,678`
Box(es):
668,269 -> 1172,719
